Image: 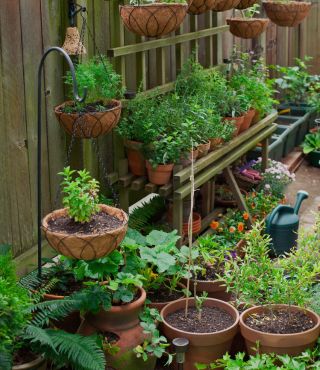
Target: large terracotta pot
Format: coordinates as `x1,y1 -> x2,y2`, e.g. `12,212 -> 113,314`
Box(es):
236,0 -> 257,9
224,115 -> 245,136
263,1 -> 312,27
13,356 -> 46,370
182,212 -> 202,236
240,304 -> 320,356
239,108 -> 256,133
197,141 -> 211,158
161,298 -> 240,370
42,204 -> 128,260
146,161 -> 174,185
188,0 -> 219,14
119,3 -> 188,37
182,278 -> 231,302
54,100 -> 122,138
211,0 -> 241,12
124,140 -> 146,176
209,137 -> 223,151
227,18 -> 269,39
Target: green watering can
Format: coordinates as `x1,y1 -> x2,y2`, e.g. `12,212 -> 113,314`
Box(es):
265,190 -> 309,256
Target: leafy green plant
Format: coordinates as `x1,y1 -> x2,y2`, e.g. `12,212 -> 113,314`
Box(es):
59,166 -> 100,223
302,131 -> 320,154
108,272 -> 145,304
245,189 -> 282,221
64,55 -> 124,111
239,3 -> 260,18
195,292 -> 208,321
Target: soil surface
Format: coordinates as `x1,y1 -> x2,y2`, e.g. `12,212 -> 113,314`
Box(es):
45,276 -> 86,296
13,348 -> 38,366
61,100 -> 117,114
245,308 -> 315,334
47,211 -> 124,235
147,286 -> 184,303
195,263 -> 222,281
166,306 -> 234,333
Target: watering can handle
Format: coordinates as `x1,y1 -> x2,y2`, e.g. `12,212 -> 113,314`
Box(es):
265,205 -> 293,234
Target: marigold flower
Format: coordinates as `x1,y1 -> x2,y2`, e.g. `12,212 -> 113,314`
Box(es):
243,212 -> 249,220
229,226 -> 236,233
210,221 -> 219,230
238,222 -> 244,232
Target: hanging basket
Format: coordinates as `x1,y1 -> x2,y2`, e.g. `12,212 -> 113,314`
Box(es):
54,100 -> 122,139
227,18 -> 269,39
263,1 -> 311,27
188,0 -> 219,14
235,0 -> 258,10
211,0 -> 241,12
42,205 -> 128,260
119,3 -> 188,38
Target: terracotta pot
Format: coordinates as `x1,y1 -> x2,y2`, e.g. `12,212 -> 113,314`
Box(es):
54,100 -> 122,138
211,0 -> 241,12
182,277 -> 232,302
146,161 -> 174,185
251,109 -> 261,125
224,115 -> 245,136
124,140 -> 146,176
263,1 -> 312,27
236,0 -> 258,9
227,18 -> 269,39
197,141 -> 211,158
239,108 -> 256,133
188,0 -> 219,14
161,298 -> 240,370
147,282 -> 186,311
180,149 -> 199,168
13,356 -> 47,370
42,204 -> 128,260
119,3 -> 188,37
182,212 -> 202,236
240,304 -> 320,356
209,137 -> 223,151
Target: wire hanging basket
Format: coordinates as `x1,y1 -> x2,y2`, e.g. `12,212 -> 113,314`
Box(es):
187,0 -> 219,14
235,0 -> 258,10
211,0 -> 241,12
227,18 -> 269,39
263,1 -> 311,27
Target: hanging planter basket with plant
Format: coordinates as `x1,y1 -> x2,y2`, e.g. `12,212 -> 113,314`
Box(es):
211,0 -> 241,12
187,0 -> 219,14
55,56 -> 123,139
235,0 -> 257,9
42,168 -> 128,260
119,0 -> 189,38
227,4 -> 269,39
263,1 -> 312,27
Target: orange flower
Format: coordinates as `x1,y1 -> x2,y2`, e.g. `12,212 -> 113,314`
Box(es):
238,222 -> 244,232
229,226 -> 236,233
210,221 -> 219,230
243,212 -> 249,220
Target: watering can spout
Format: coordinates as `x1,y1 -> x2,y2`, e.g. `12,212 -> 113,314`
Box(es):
293,190 -> 309,214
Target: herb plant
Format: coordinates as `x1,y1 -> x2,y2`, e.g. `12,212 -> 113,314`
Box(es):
302,131 -> 320,154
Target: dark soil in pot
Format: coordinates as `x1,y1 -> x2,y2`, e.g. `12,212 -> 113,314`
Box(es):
14,348 -> 38,367
165,306 -> 234,333
147,286 -> 184,304
47,211 -> 124,234
59,100 -> 117,114
245,308 -> 315,334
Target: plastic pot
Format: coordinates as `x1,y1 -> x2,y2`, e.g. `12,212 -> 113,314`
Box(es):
182,212 -> 202,236
161,298 -> 239,370
54,100 -> 122,138
240,304 -> 320,356
308,150 -> 320,168
124,140 -> 146,176
227,18 -> 269,39
42,205 -> 128,260
263,1 -> 311,27
146,161 -> 174,185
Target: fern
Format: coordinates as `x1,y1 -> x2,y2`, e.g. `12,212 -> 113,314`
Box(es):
0,350 -> 12,370
129,196 -> 166,232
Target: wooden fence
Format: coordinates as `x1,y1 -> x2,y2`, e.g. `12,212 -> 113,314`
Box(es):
0,0 -> 319,264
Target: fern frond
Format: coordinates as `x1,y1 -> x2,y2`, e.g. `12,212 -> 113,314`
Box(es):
24,325 -> 55,350
0,350 -> 12,370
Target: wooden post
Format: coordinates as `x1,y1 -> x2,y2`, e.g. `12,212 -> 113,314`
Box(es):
201,182 -> 212,217
173,194 -> 183,243
261,138 -> 269,172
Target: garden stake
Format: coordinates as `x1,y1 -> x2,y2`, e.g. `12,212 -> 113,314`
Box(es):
37,46 -> 86,278
173,338 -> 189,370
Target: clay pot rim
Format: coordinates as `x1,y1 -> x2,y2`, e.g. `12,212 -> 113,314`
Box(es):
108,286 -> 146,313
147,281 -> 186,305
42,204 -> 128,238
54,99 -> 122,116
146,161 -> 174,169
161,297 -> 240,336
262,0 -> 311,5
227,17 -> 269,22
120,3 -> 189,8
12,355 -> 45,370
240,304 -> 320,338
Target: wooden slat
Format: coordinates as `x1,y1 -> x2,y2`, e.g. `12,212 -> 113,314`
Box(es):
145,183 -> 158,193
131,176 -> 147,191
159,183 -> 173,198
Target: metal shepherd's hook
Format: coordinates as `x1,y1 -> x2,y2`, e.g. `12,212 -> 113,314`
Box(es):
37,46 -> 87,278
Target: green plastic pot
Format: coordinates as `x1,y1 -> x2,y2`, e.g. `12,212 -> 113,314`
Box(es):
308,150 -> 320,168
276,116 -> 305,155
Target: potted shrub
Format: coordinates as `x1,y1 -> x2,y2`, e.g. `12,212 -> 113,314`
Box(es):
302,131 -> 320,168
55,56 -> 123,138
227,4 -> 269,39
187,0 -> 218,14
263,0 -> 312,27
0,246 -> 105,370
42,167 -> 128,260
211,0 -> 241,12
120,0 -> 188,38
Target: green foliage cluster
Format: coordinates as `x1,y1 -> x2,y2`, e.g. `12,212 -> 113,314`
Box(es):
302,130 -> 320,154
64,56 -> 124,111
60,166 -> 100,223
